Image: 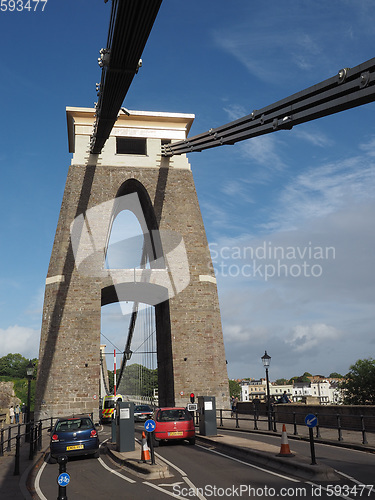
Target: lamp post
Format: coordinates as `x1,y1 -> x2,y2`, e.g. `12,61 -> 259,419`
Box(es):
261,351 -> 272,430
25,360 -> 34,442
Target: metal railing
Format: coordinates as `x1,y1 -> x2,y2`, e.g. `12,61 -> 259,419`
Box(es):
217,408 -> 374,446
0,416 -> 55,476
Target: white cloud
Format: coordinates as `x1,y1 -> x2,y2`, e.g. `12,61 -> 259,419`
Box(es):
0,326 -> 40,359
285,323 -> 341,353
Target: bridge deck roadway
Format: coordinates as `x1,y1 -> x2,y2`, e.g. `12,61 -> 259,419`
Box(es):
0,419 -> 374,498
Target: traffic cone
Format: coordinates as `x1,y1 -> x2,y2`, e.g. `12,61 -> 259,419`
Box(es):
277,424 -> 294,457
140,431 -> 151,462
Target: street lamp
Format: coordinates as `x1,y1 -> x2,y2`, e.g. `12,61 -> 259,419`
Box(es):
261,351 -> 272,430
25,360 -> 34,442
124,348 -> 132,361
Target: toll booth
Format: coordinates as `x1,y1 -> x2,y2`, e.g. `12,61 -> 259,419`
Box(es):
198,396 -> 217,436
115,401 -> 135,452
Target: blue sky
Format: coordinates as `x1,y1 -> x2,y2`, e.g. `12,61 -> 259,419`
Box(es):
1,0 -> 374,382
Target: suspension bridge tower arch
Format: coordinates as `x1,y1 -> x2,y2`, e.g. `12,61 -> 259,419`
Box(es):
35,107 -> 230,422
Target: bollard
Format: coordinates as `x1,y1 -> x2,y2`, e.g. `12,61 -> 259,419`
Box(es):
57,455 -> 70,500
293,412 -> 298,435
360,415 -> 368,445
336,414 -> 343,441
315,414 -> 321,439
14,434 -> 20,476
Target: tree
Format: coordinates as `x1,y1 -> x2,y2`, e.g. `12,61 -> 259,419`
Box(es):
341,358 -> 375,405
0,353 -> 36,378
329,372 -> 344,379
229,379 -> 241,399
275,378 -> 288,385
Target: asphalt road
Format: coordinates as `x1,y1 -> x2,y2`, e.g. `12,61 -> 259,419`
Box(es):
33,425 -> 375,500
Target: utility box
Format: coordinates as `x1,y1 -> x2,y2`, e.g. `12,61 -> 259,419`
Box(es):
198,396 -> 217,436
115,401 -> 135,452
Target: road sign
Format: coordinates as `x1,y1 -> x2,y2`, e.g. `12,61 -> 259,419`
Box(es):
144,419 -> 156,432
57,472 -> 70,486
187,403 -> 197,412
305,414 -> 318,428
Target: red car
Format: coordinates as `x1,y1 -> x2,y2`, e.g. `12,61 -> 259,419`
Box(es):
153,407 -> 195,446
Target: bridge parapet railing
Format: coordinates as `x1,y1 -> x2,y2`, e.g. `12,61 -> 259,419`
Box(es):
216,407 -> 375,447
0,415 -> 60,476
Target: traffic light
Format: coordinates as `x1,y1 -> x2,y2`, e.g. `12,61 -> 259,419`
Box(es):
190,393 -> 195,403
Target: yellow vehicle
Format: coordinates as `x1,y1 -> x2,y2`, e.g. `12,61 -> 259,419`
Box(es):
101,394 -> 124,423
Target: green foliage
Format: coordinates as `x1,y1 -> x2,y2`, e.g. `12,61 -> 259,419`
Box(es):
329,372 -> 344,378
289,373 -> 311,384
113,364 -> 158,397
107,370 -> 114,393
341,358 -> 375,405
0,376 -> 36,410
0,354 -> 38,378
275,378 -> 289,385
229,379 -> 241,399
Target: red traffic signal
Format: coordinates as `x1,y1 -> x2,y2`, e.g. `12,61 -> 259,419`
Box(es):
190,393 -> 195,403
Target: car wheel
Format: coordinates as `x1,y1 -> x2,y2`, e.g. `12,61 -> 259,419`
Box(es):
152,435 -> 160,448
93,450 -> 100,458
188,437 -> 196,445
48,455 -> 57,464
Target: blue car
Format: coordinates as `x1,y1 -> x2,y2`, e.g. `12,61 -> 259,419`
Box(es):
49,415 -> 100,463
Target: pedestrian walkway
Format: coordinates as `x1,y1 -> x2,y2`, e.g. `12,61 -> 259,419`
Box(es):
216,415 -> 375,450
0,426 -> 50,500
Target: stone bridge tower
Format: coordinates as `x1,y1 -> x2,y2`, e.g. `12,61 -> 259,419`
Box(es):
35,107 -> 230,422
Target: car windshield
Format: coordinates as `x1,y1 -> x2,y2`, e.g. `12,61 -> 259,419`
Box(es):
135,406 -> 152,412
104,400 -> 115,409
55,418 -> 93,432
157,409 -> 192,422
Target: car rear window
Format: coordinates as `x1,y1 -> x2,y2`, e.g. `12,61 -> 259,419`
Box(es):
157,409 -> 192,422
55,418 -> 93,432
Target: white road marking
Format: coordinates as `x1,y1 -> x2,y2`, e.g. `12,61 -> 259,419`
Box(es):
34,460 -> 48,500
97,456 -> 136,483
196,444 -> 300,482
143,481 -> 187,499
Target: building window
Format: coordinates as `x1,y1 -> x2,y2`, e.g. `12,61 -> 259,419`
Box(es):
116,137 -> 147,155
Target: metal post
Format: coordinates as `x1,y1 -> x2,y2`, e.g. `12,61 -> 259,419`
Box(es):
309,427 -> 317,465
57,455 -> 69,500
272,407 -> 277,432
14,434 -> 20,476
360,415 -> 368,445
7,426 -> 11,452
25,376 -> 32,443
235,410 -> 239,429
315,414 -> 321,439
219,409 -> 223,427
293,412 -> 298,435
0,428 -> 4,456
265,367 -> 272,431
28,423 -> 34,460
38,421 -> 42,450
148,431 -> 155,465
337,414 -> 343,441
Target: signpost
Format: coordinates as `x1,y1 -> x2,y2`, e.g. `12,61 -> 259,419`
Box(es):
305,414 -> 318,465
144,419 -> 156,465
57,455 -> 69,500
